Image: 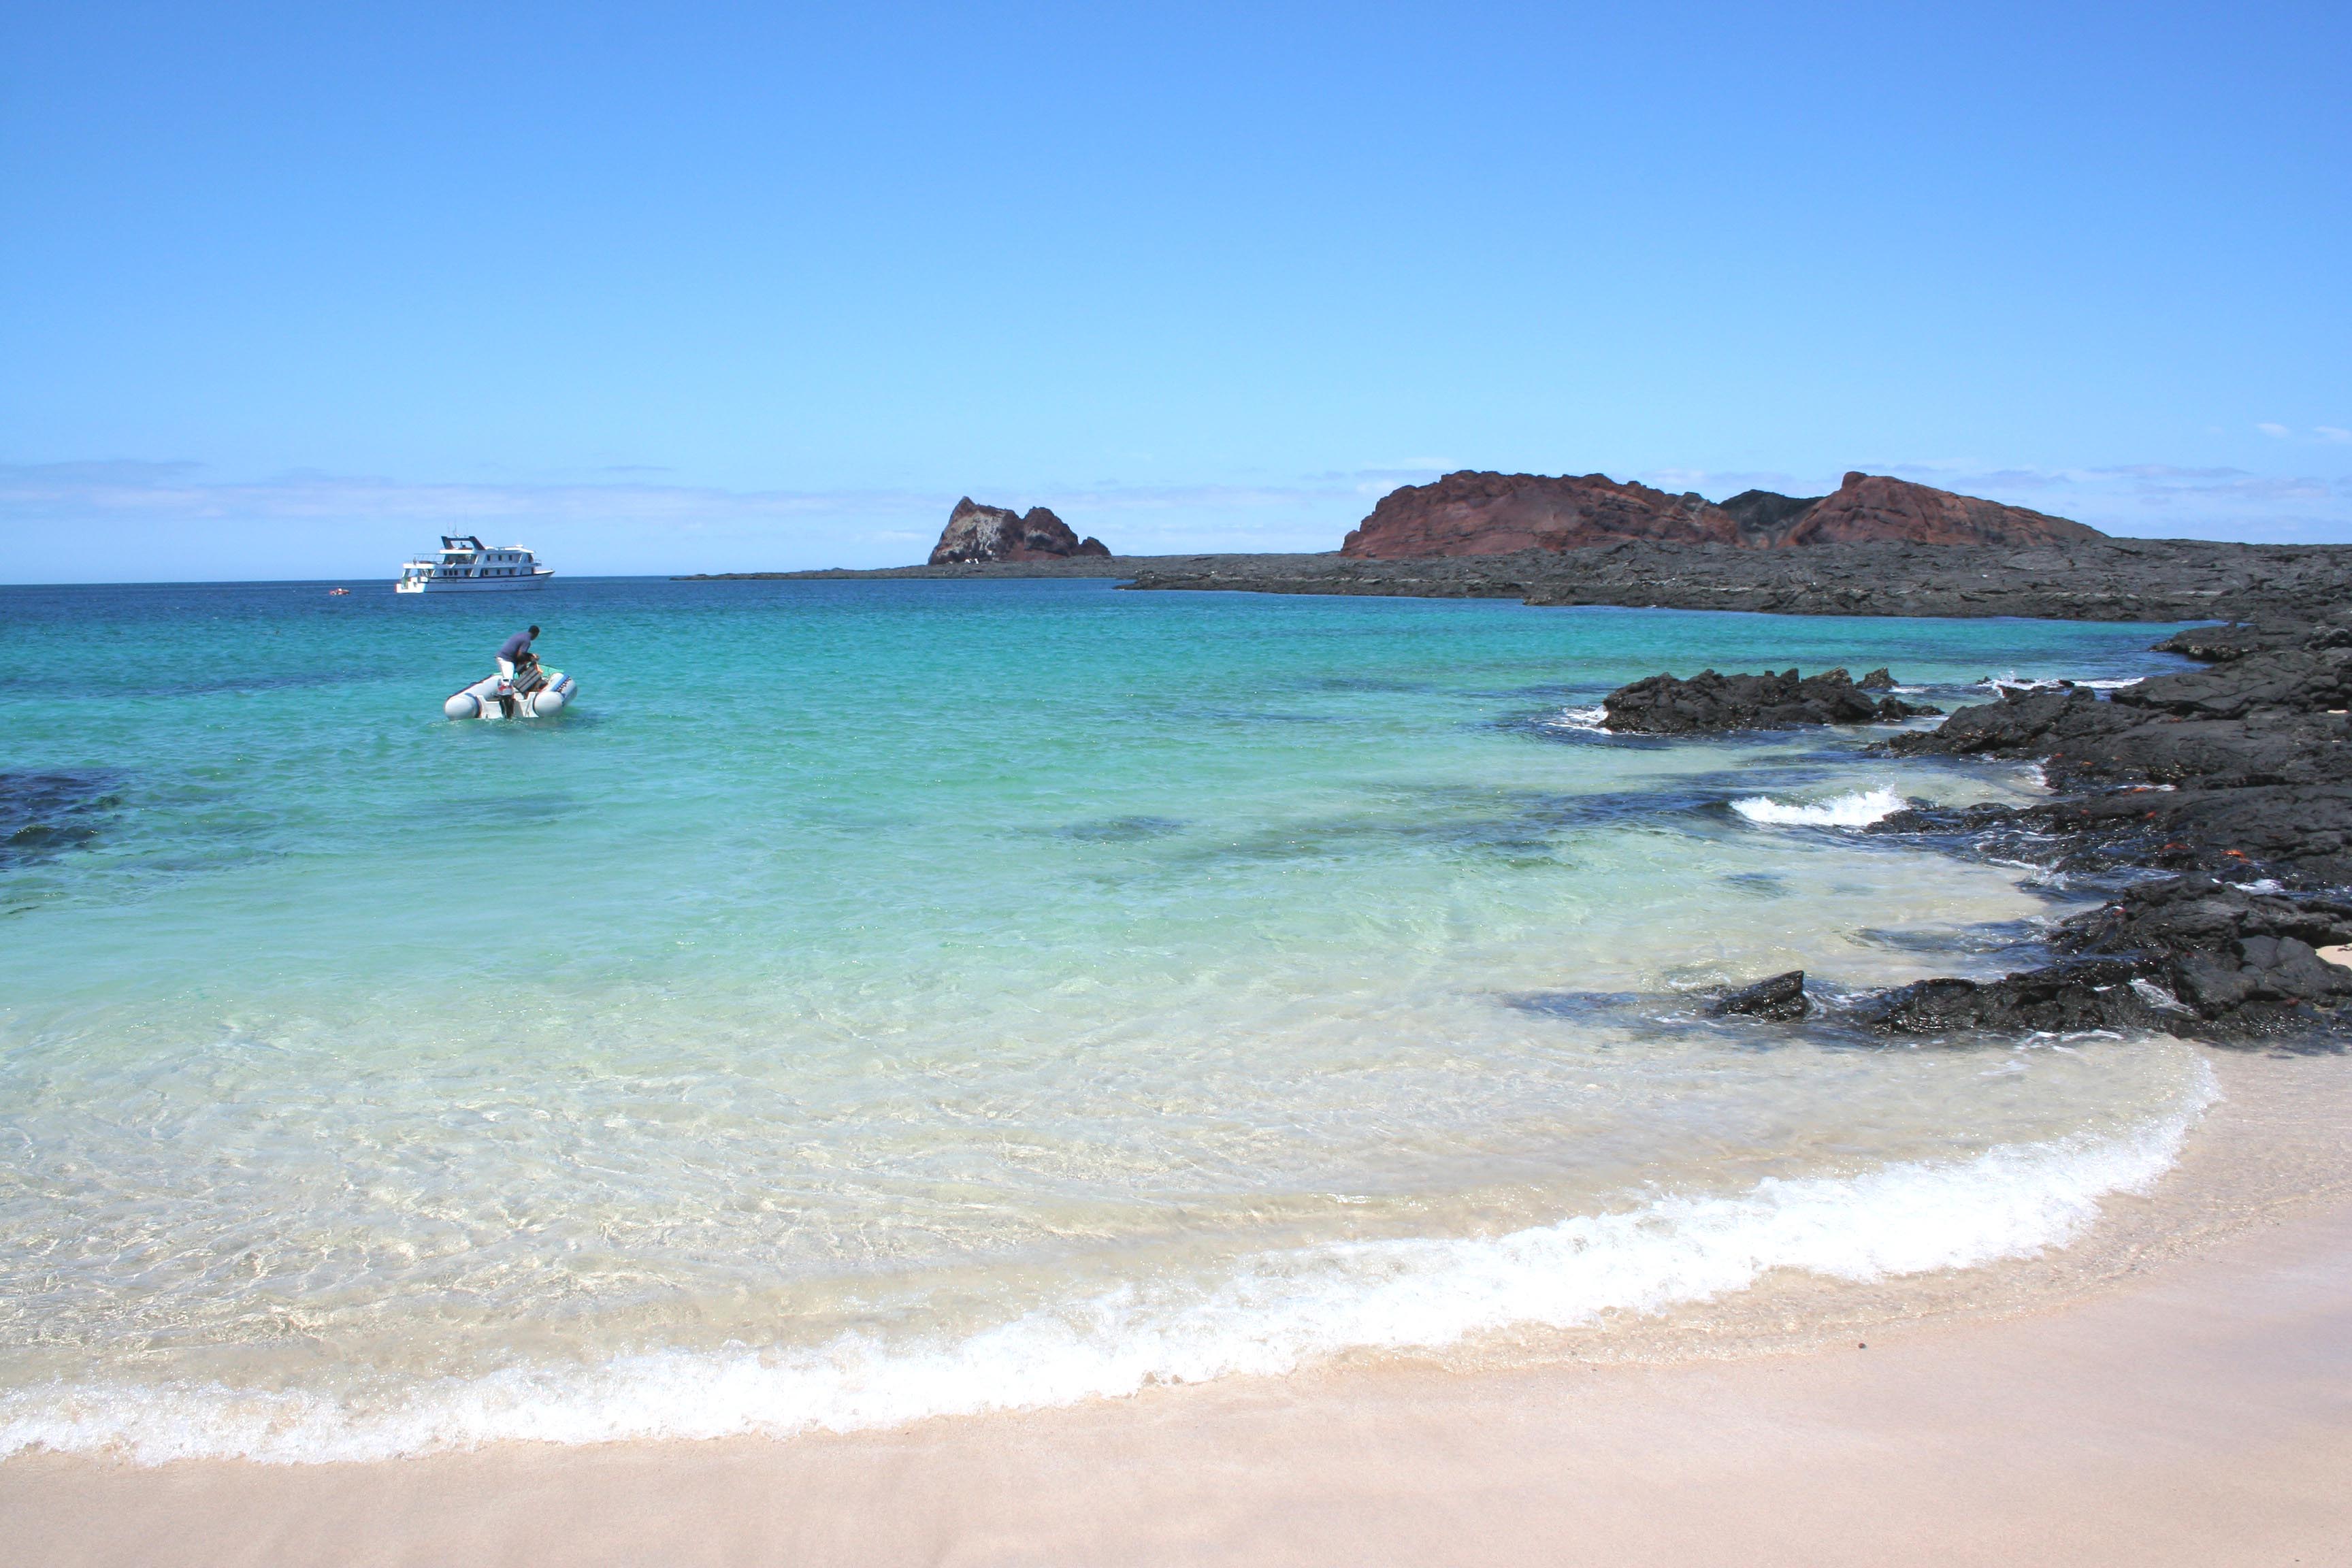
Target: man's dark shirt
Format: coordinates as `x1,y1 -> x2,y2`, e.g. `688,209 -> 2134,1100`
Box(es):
498,632 -> 534,662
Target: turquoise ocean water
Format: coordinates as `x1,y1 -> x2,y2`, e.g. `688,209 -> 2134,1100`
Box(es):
0,578 -> 2214,1460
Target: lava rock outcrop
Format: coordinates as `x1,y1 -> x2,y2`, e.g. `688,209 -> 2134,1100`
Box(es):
1710,970 -> 1810,1020
930,499 -> 1110,565
1601,667 -> 1937,734
1863,877 -> 2352,1041
1885,615 -> 2352,796
1848,609 -> 2352,1039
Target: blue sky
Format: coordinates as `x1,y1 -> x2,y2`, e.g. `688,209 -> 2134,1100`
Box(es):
3,1 -> 2347,581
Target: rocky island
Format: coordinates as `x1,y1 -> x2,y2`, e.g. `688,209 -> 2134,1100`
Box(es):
928,498 -> 1110,564
1339,470 -> 2102,557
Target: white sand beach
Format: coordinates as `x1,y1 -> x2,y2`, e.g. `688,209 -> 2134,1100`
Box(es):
7,1047 -> 2348,1568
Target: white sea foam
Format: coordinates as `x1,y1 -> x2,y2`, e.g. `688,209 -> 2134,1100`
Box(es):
1546,704 -> 1610,733
1974,673 -> 2144,693
0,1075 -> 2213,1467
1730,787 -> 1908,827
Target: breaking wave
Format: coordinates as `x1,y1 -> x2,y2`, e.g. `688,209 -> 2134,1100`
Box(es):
1972,674 -> 2144,693
1730,787 -> 1908,827
0,1077 -> 2212,1467
1544,704 -> 1611,733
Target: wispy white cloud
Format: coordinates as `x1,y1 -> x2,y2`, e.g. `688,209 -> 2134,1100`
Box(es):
1637,467 -> 1812,497
2249,422 -> 2349,445
1300,465 -> 1450,494
0,461 -> 947,528
2082,463 -> 2249,480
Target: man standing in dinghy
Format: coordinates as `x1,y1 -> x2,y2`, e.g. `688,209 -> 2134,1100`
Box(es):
497,626 -> 540,685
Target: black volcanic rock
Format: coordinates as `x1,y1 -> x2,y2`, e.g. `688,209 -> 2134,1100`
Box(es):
1854,615 -> 2352,1041
2111,647 -> 2352,721
1717,489 -> 1823,544
1872,782 -> 2352,890
1884,636 -> 2352,796
2051,873 -> 2352,965
1115,540 -> 2352,627
1711,970 -> 1810,1020
2152,622 -> 2291,662
1583,605 -> 2352,1043
1864,877 -> 2352,1041
2036,783 -> 2352,888
1863,959 -> 2175,1037
1601,667 -> 1938,734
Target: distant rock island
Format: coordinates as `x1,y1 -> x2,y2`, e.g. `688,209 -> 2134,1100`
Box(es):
679,464 -> 2352,632
930,498 -> 1110,564
1341,470 -> 2102,559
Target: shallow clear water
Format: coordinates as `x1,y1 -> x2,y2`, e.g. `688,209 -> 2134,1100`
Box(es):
0,578 -> 2212,1459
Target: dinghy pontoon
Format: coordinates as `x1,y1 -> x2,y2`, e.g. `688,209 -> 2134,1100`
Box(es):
444,663 -> 578,720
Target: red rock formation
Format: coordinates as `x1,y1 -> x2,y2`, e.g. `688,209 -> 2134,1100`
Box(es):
929,499 -> 1111,564
1780,472 -> 2105,546
1339,472 -> 1742,559
1341,470 -> 2104,558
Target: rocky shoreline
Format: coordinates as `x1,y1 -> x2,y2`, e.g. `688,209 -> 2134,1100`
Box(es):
685,537 -> 2352,623
1601,610 -> 2352,1043
1114,538 -> 2352,623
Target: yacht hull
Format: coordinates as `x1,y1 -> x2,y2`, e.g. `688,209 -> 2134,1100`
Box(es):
396,572 -> 551,593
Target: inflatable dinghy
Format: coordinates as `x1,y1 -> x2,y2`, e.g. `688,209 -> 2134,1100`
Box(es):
444,665 -> 578,720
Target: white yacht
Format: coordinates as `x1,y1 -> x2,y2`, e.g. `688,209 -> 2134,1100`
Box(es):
397,536 -> 553,593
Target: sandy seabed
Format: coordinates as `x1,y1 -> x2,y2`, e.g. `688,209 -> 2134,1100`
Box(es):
4,1047 -> 2350,1568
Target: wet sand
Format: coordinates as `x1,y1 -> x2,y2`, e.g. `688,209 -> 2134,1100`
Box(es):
5,1049 -> 2349,1568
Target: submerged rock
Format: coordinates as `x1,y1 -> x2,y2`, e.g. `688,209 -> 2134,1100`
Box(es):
1711,970 -> 1809,1020
930,499 -> 1111,565
1601,667 -> 1938,734
1,770 -> 124,867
